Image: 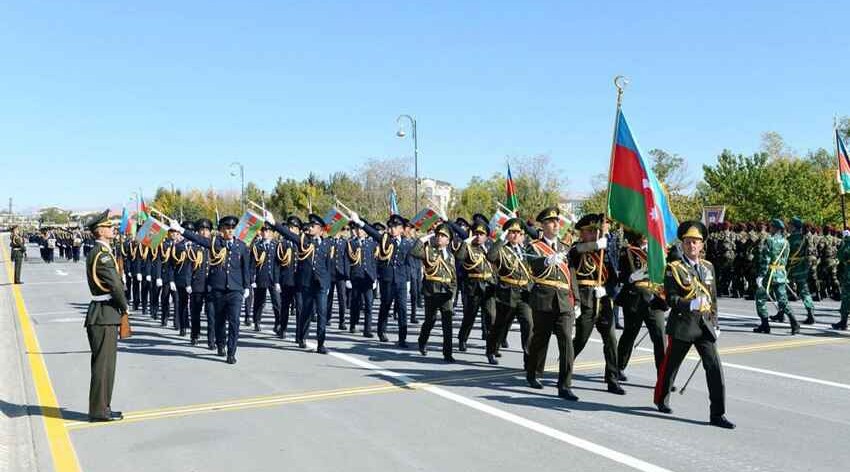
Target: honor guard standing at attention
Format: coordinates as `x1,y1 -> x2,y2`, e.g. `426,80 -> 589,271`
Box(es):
276,216 -> 302,340
455,217 -> 496,352
265,213 -> 334,354
411,223 -> 459,362
524,207 -> 580,400
616,229 -> 667,379
188,219 -> 214,348
9,226 -> 26,284
172,221 -> 195,338
753,219 -> 798,335
347,220 -> 378,337
654,221 -> 734,429
349,212 -> 415,348
84,210 -> 128,422
250,226 -> 281,332
172,216 -> 251,364
569,213 -> 624,395
781,217 -> 816,325
485,218 -> 534,365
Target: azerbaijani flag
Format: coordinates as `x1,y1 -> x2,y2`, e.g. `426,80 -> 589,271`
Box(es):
411,207 -> 440,231
135,216 -> 168,248
607,110 -> 678,283
505,163 -> 519,212
488,209 -> 511,240
837,130 -> 850,195
323,207 -> 349,237
234,210 -> 265,246
139,197 -> 150,222
118,206 -> 130,235
388,187 -> 399,215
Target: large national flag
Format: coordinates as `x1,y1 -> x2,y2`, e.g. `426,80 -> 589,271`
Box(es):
837,130 -> 850,195
388,187 -> 399,215
505,164 -> 519,212
607,110 -> 678,283
411,207 -> 440,231
118,206 -> 130,235
234,210 -> 265,246
323,207 -> 350,237
135,216 -> 168,248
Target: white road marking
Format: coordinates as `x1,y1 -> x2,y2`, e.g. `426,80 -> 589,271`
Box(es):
55,269 -> 68,276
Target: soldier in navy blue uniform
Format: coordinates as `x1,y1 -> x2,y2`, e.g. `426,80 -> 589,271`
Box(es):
173,216 -> 251,364
405,221 -> 423,324
172,222 -> 195,338
347,221 -> 378,337
188,219 -> 214,348
266,213 -> 334,354
276,216 -> 303,340
452,217 -> 471,309
348,213 -> 414,347
250,226 -> 281,332
138,237 -> 154,316
156,235 -> 176,328
326,228 -> 351,330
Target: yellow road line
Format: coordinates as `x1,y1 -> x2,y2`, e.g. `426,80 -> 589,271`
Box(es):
715,337 -> 848,356
1,239 -> 81,471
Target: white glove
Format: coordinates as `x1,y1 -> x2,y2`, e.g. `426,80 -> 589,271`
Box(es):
156,278 -> 163,287
275,283 -> 282,293
146,275 -> 152,282
169,219 -> 184,234
243,288 -> 250,300
593,286 -> 606,299
844,230 -> 850,238
756,277 -> 764,288
186,286 -> 193,294
419,233 -> 435,243
689,296 -> 708,311
345,280 -> 353,289
596,237 -> 608,248
128,272 -> 134,279
136,273 -> 143,281
545,253 -> 563,266
406,281 -> 411,293
263,210 -> 276,226
715,325 -> 720,339
629,268 -> 648,283
251,283 -> 257,288
464,235 -> 474,244
574,305 -> 582,317
499,230 -> 508,241
372,280 -> 378,290
169,281 -> 176,292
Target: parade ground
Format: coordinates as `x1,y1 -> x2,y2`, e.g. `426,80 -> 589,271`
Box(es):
3,234 -> 850,472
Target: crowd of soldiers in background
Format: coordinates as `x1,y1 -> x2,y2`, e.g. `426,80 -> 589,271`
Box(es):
24,227 -> 87,263
705,221 -> 844,302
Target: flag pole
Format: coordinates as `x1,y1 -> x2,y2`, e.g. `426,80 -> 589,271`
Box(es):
597,75 -> 628,310
836,116 -> 848,231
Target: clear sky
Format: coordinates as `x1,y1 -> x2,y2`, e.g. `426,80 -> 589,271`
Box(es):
1,0 -> 848,212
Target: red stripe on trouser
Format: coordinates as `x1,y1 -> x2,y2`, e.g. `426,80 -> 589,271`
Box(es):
653,335 -> 674,405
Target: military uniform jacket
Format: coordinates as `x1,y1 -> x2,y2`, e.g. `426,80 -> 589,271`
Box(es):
837,236 -> 850,279
276,239 -> 299,287
187,241 -> 210,292
172,240 -> 194,288
786,231 -> 810,277
251,238 -> 280,288
347,237 -> 378,283
664,258 -> 718,342
362,224 -> 413,285
10,233 -> 26,255
527,237 -> 578,314
182,231 -> 251,291
455,240 -> 495,289
486,240 -> 533,307
410,240 -> 457,296
85,242 -> 128,326
272,223 -> 333,290
568,238 -> 616,308
157,240 -> 175,284
757,233 -> 789,285
329,237 -> 350,281
616,245 -> 667,310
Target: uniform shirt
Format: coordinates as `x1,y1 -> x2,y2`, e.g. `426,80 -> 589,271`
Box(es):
362,225 -> 414,285
182,231 -> 251,291
347,237 -> 378,282
251,238 -> 280,288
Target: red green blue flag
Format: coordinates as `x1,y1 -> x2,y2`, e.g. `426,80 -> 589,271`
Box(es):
488,209 -> 511,240
118,206 -> 130,235
411,208 -> 440,231
135,216 -> 168,248
139,197 -> 150,222
323,207 -> 350,237
607,110 -> 678,283
837,130 -> 850,195
234,211 -> 265,246
505,164 -> 518,212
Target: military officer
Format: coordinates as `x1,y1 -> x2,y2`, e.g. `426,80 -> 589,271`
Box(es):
84,210 -> 128,422
9,226 -> 26,284
276,216 -> 302,340
347,220 -> 378,337
455,218 -> 496,352
326,227 -> 350,330
779,217 -> 815,324
753,219 -> 799,335
172,222 -> 195,338
405,221 -> 423,324
654,221 -> 734,429
524,207 -> 581,401
250,226 -> 281,332
832,228 -> 850,330
172,216 -> 251,364
188,218 -> 214,348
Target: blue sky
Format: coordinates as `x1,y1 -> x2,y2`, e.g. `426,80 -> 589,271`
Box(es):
1,1 -> 848,211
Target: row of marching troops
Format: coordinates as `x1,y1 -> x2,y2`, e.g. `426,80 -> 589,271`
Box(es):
705,218 -> 850,330
25,227 -> 85,263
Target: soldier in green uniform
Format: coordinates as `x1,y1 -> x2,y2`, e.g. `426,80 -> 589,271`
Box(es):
484,218 -> 534,365
9,226 -> 26,284
753,219 -> 799,335
84,210 -> 129,422
411,223 -> 459,363
524,207 -> 581,401
654,221 -> 734,429
455,219 -> 496,352
777,218 -> 815,324
831,228 -> 850,330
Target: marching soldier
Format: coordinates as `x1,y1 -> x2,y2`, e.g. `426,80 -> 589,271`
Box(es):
84,210 -> 128,422
72,229 -> 83,262
616,229 -> 667,379
172,222 -> 195,338
654,221 -> 734,429
485,218 -> 534,365
173,216 -> 251,364
569,213 -> 624,395
160,231 -> 178,330
347,220 -> 378,337
188,219 -> 214,348
405,221 -> 423,324
779,217 -> 815,324
251,226 -> 281,332
411,223 -> 459,362
753,219 -> 798,335
276,216 -> 302,340
524,207 -> 581,401
832,228 -> 850,330
326,228 -> 350,330
138,234 -> 154,316
455,218 -> 496,351
9,226 -> 26,284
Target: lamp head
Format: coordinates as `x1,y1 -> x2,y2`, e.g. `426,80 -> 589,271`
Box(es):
396,129 -> 406,138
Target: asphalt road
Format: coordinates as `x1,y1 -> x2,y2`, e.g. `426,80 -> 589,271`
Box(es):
3,235 -> 850,472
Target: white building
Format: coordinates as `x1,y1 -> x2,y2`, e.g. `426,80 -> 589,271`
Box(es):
420,178 -> 453,216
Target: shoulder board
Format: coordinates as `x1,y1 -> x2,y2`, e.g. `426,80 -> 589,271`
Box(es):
100,245 -> 109,252
99,254 -> 113,264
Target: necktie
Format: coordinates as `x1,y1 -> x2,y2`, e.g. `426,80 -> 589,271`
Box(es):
226,240 -> 232,250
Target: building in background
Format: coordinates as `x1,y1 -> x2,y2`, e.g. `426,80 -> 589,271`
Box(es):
420,178 -> 453,216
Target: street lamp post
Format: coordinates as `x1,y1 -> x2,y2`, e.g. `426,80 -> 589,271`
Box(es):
230,162 -> 245,214
396,114 -> 418,215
